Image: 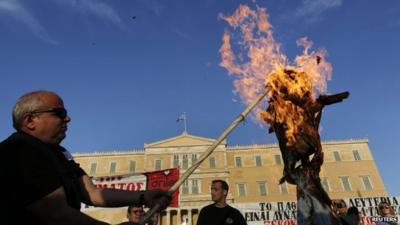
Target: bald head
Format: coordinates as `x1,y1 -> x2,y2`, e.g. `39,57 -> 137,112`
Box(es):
12,91 -> 70,144
12,91 -> 62,130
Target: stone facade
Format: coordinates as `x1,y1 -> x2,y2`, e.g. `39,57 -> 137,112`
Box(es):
73,132 -> 387,225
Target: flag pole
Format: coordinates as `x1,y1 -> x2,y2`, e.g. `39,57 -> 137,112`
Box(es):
183,112 -> 187,133
139,88 -> 268,225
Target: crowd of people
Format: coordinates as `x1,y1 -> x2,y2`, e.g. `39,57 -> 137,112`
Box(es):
332,199 -> 399,225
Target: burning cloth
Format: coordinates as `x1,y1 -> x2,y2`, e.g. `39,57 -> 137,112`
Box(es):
219,4 -> 350,225
261,68 -> 349,225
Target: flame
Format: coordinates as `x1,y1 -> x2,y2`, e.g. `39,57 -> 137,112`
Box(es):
219,4 -> 332,145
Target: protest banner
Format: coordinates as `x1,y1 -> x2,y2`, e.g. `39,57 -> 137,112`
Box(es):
81,168 -> 179,211
232,196 -> 400,225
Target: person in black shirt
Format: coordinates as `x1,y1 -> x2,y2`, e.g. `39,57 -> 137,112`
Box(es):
196,180 -> 247,225
0,90 -> 171,225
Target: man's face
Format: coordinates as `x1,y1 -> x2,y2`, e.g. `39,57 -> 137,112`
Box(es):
27,93 -> 70,145
333,200 -> 347,215
127,206 -> 144,223
211,182 -> 227,203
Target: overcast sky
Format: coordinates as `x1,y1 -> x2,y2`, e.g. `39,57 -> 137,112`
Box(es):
1,0 -> 399,196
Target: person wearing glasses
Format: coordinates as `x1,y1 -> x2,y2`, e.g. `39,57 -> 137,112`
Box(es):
377,202 -> 398,225
0,90 -> 171,225
332,199 -> 348,217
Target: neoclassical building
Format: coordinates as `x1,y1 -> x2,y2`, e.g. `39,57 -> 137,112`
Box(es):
73,132 -> 387,225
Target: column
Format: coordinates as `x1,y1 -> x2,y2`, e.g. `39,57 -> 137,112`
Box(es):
166,210 -> 171,225
188,209 -> 192,225
176,209 -> 181,225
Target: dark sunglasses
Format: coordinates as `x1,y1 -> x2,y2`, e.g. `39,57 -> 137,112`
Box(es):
130,210 -> 144,214
336,204 -> 346,209
30,107 -> 68,119
334,202 -> 346,208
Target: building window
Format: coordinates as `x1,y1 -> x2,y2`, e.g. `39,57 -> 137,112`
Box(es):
90,163 -> 97,175
182,180 -> 189,195
361,176 -> 373,190
155,159 -> 162,171
340,176 -> 352,191
235,156 -> 242,168
192,154 -> 198,164
255,155 -> 262,167
257,181 -> 268,196
173,155 -> 179,168
275,155 -> 282,165
209,157 -> 216,169
237,183 -> 246,197
182,154 -> 188,169
321,178 -> 330,192
353,150 -> 361,161
129,161 -> 136,173
333,151 -> 341,161
279,183 -> 288,195
192,179 -> 199,194
110,162 -> 116,174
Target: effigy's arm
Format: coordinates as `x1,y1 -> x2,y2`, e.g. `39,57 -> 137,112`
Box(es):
317,92 -> 349,106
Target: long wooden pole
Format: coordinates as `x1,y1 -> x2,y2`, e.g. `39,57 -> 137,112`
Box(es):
139,88 -> 268,225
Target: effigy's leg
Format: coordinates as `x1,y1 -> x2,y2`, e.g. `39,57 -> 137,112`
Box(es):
294,162 -> 341,225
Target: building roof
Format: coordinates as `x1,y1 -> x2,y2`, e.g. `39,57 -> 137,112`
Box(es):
144,131 -> 226,148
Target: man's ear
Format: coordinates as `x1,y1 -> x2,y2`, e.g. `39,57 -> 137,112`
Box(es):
23,114 -> 36,130
223,190 -> 228,197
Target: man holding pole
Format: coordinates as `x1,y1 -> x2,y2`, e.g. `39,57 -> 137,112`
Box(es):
0,90 -> 171,225
196,180 -> 247,225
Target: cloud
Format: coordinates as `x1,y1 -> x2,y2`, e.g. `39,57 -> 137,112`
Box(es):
295,0 -> 342,22
0,0 -> 58,44
55,0 -> 126,30
140,0 -> 164,16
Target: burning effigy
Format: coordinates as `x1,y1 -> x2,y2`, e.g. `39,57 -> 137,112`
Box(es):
219,4 -> 349,225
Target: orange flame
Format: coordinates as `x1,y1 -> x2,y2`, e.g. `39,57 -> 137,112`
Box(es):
219,4 -> 332,133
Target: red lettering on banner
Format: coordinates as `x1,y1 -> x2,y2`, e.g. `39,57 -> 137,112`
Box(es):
264,220 -> 295,225
126,182 -> 144,191
146,168 -> 180,207
90,169 -> 179,208
96,184 -> 108,189
126,183 -> 134,190
360,216 -> 378,225
116,183 -> 126,189
95,182 -> 144,191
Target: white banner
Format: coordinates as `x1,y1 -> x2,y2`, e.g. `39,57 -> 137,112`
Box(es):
232,196 -> 400,225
